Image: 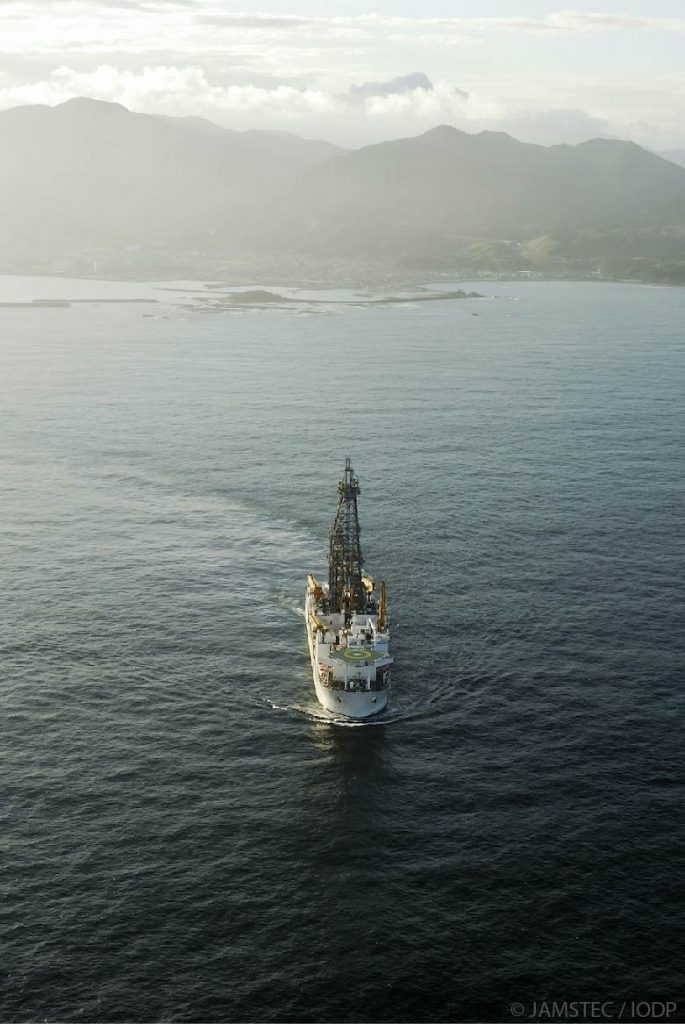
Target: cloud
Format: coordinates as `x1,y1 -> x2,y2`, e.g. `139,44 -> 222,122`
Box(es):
347,72 -> 469,104
196,14 -> 313,31
0,5 -> 684,148
0,64 -> 339,119
3,5 -> 685,61
352,80 -> 481,127
1,62 -> 683,151
0,64 -> 473,126
534,12 -> 685,34
349,72 -> 435,100
502,107 -> 617,145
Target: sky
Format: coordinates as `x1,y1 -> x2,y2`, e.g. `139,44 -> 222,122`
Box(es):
1,1 -> 684,149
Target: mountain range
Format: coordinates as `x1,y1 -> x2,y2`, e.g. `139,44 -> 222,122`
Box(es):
1,97 -> 684,280
660,149 -> 685,170
0,97 -> 341,248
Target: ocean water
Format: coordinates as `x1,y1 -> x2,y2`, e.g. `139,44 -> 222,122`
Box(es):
1,279 -> 683,1023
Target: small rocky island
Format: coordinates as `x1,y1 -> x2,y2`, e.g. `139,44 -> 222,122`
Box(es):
189,287 -> 485,311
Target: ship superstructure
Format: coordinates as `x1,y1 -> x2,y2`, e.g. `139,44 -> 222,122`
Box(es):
305,459 -> 392,719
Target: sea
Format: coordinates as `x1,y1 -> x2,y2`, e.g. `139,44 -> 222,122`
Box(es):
1,277 -> 683,1024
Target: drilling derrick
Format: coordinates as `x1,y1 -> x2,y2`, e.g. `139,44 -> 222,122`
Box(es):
328,457 -> 365,618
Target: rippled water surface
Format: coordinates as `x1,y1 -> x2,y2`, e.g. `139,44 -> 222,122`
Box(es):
2,279 -> 684,1022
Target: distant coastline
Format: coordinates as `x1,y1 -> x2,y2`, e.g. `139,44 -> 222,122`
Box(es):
2,258 -> 683,292
2,100 -> 685,290
0,277 -> 488,312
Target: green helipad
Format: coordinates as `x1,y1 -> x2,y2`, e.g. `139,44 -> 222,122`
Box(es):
329,647 -> 387,663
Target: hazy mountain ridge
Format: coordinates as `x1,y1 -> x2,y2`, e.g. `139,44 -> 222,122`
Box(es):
1,98 -> 684,282
274,127 -> 685,252
0,98 -> 343,248
660,149 -> 685,170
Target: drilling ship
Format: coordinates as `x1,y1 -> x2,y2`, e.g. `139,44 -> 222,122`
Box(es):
305,459 -> 392,719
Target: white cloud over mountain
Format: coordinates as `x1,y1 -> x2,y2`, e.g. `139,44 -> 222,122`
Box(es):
0,4 -> 683,148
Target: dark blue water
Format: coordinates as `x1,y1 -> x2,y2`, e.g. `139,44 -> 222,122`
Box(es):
2,280 -> 683,1023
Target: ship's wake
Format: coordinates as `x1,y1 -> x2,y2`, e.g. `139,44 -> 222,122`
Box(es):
274,594 -> 306,619
266,700 -> 403,727
261,679 -> 463,727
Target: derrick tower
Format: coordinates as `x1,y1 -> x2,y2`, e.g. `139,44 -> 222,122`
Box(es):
328,457 -> 365,617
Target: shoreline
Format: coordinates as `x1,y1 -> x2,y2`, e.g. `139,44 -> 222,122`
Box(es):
0,270 -> 680,291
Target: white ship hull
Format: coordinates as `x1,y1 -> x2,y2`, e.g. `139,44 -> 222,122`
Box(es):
313,671 -> 388,718
305,589 -> 391,721
306,614 -> 389,719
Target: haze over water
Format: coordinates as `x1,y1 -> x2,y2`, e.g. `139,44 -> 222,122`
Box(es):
2,279 -> 683,1022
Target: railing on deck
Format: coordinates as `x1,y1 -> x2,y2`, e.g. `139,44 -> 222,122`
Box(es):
318,668 -> 389,693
